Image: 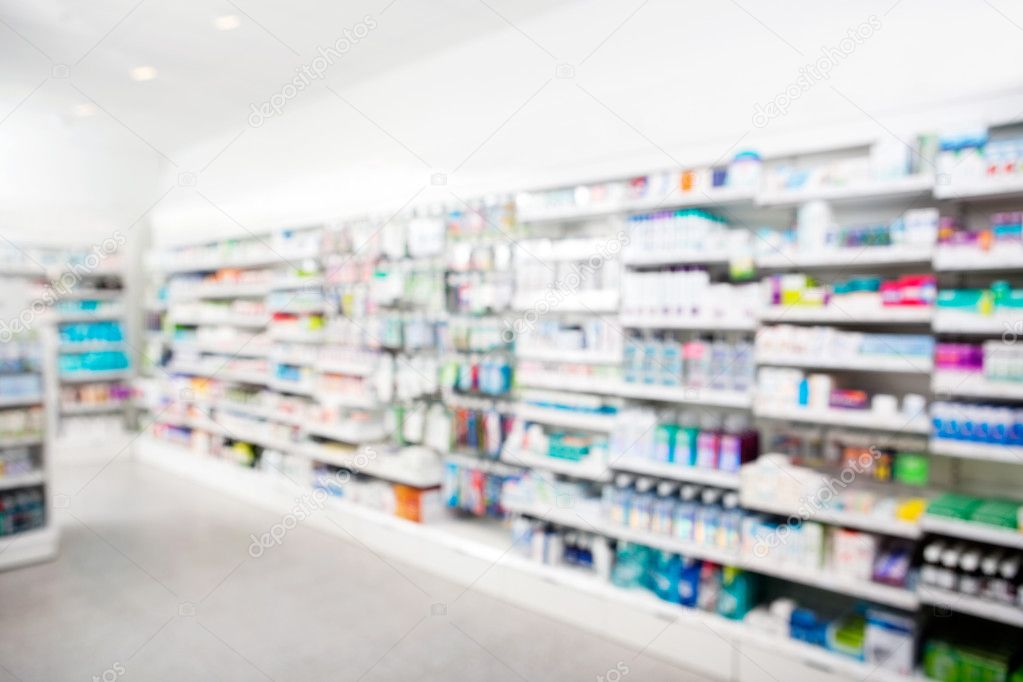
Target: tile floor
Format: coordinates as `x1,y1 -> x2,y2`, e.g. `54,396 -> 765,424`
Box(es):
0,451 -> 711,681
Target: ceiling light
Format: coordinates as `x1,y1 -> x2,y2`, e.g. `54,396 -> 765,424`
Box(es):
72,102 -> 97,117
129,65 -> 157,81
213,14 -> 240,31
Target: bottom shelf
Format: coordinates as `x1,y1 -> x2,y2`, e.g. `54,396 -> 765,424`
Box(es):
133,435 -> 923,682
0,525 -> 60,571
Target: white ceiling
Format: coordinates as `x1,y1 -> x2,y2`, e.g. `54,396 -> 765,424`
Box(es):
0,0 -> 576,152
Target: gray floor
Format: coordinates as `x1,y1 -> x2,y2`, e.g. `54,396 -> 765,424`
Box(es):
0,453 -> 710,682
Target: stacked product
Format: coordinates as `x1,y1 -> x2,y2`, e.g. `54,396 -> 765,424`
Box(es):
927,492 -> 1022,534
450,403 -> 514,459
621,270 -> 759,326
623,334 -> 755,391
516,318 -> 621,359
605,475 -> 744,554
441,460 -> 511,518
624,209 -> 747,259
931,401 -> 1023,447
611,407 -> 758,474
756,325 -> 934,368
442,355 -> 513,397
762,273 -> 936,312
757,367 -> 928,420
0,485 -> 46,538
920,535 -> 1023,609
756,208 -> 938,259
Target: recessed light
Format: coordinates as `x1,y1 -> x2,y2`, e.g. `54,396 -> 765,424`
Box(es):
72,102 -> 97,117
213,14 -> 240,31
129,65 -> 157,82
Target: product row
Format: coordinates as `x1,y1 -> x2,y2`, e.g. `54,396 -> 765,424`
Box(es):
611,409 -> 758,473
622,335 -> 755,392
0,486 -> 46,538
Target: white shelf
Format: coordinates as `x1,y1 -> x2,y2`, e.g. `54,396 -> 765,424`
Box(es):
516,347 -> 621,365
300,443 -> 442,488
503,501 -> 741,565
511,290 -> 619,313
166,364 -> 267,385
609,457 -> 740,488
740,556 -> 919,610
159,246 -> 321,273
0,526 -> 60,571
756,244 -> 933,269
756,353 -> 932,374
272,276 -> 324,291
919,515 -> 1023,549
500,450 -> 611,481
928,438 -> 1023,464
170,282 -> 272,300
741,499 -> 921,539
516,373 -> 621,395
171,339 -> 271,359
316,358 -> 378,376
0,394 -> 43,408
305,421 -> 388,445
917,586 -> 1023,627
55,310 -> 123,323
619,314 -> 756,331
757,174 -> 933,207
0,470 -> 45,491
58,341 -> 126,353
268,379 -> 316,396
760,306 -> 932,325
519,186 -> 756,223
61,402 -> 126,415
617,382 -> 752,408
313,390 -> 377,409
444,452 -> 521,475
932,370 -> 1023,400
515,404 -> 617,432
933,174 -> 1023,200
754,402 -> 930,434
934,244 -> 1023,271
622,250 -> 736,268
0,434 -> 44,448
170,312 -> 269,328
932,310 -> 1023,335
59,370 -> 129,384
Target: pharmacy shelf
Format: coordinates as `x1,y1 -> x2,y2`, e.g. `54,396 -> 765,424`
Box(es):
755,403 -> 930,434
60,402 -> 127,416
740,556 -> 919,610
760,306 -> 932,325
934,244 -> 1023,272
622,249 -> 735,268
272,275 -> 324,290
615,382 -> 753,408
300,443 -> 442,488
755,353 -> 932,374
515,348 -> 621,365
756,174 -> 933,207
500,450 -> 612,482
515,404 -> 618,432
0,470 -> 45,491
58,341 -> 126,353
741,499 -> 921,539
313,390 -> 378,409
931,370 -> 1023,400
928,438 -> 1023,464
917,586 -> 1023,627
919,514 -> 1023,549
0,526 -> 60,571
166,364 -> 267,386
756,245 -> 933,270
267,379 -> 316,396
932,310 -> 1023,335
59,370 -> 129,384
609,457 -> 741,489
933,174 -> 1023,201
620,314 -> 756,331
60,289 -> 123,301
0,394 -> 43,408
171,340 -> 272,359
0,434 -> 44,449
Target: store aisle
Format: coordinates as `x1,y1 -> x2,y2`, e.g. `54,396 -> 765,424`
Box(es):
0,453 -> 710,682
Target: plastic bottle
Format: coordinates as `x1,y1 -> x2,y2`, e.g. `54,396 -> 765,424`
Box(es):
673,485 -> 700,542
652,481 -> 678,535
608,474 -> 634,526
695,488 -> 722,547
696,414 -> 723,469
630,477 -> 656,531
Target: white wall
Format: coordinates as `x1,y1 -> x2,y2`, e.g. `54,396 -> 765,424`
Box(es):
150,0 -> 1023,244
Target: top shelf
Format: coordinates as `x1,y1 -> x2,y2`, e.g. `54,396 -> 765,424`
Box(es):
934,174 -> 1023,201
756,174 -> 934,208
516,186 -> 756,223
